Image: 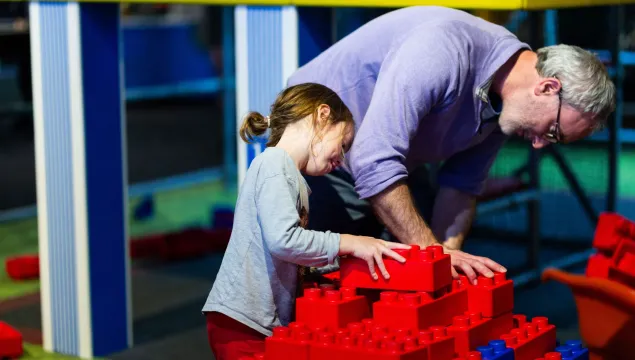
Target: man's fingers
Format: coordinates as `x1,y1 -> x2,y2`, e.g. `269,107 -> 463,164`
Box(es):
382,248 -> 406,263
367,259 -> 378,280
451,266 -> 459,279
477,256 -> 507,273
469,259 -> 494,278
375,253 -> 391,280
455,259 -> 477,285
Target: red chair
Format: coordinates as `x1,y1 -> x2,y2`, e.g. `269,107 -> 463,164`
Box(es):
542,267 -> 635,360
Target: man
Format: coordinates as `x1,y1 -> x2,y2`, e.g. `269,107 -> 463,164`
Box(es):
286,6 -> 616,283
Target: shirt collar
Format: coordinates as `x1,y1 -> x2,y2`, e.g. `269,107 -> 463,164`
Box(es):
476,75 -> 501,122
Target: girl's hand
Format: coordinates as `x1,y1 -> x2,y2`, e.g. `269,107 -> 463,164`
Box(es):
339,235 -> 411,280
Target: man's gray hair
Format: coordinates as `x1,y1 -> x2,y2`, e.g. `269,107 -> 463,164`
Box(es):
536,44 -> 616,130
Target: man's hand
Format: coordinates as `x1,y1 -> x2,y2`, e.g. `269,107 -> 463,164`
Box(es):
443,245 -> 507,285
369,182 -> 506,283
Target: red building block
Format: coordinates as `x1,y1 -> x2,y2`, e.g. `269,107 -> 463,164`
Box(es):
463,273 -> 513,318
158,228 -> 231,261
310,332 -> 430,360
318,320 -> 453,360
585,253 -> 611,279
130,234 -> 166,259
0,322 -> 23,358
608,239 -> 635,288
295,287 -> 370,331
498,316 -> 557,360
592,212 -> 635,254
543,353 -> 563,360
373,279 -> 468,331
446,311 -> 514,356
418,326 -> 456,360
323,271 -> 340,282
5,255 -> 39,281
454,352 -> 485,360
268,322 -> 430,360
265,324 -> 312,360
340,245 -> 452,292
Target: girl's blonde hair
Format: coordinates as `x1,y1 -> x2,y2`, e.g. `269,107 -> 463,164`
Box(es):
239,83 -> 353,147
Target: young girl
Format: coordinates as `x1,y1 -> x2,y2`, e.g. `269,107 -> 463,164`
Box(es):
202,83 -> 410,359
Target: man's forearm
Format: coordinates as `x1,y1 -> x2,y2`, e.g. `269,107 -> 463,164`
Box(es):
369,180 -> 438,246
431,187 -> 476,250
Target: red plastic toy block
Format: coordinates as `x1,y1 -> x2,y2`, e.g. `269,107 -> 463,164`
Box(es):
238,354 -> 264,360
453,352 -> 484,360
309,332 -> 430,360
130,234 -> 166,259
592,212 -> 635,254
265,324 -> 313,360
5,255 -> 39,281
608,239 -> 635,288
296,287 -> 370,331
498,316 -> 557,360
340,245 -> 452,292
0,322 -> 23,358
266,322 -> 430,360
158,228 -> 231,261
446,311 -> 514,356
373,279 -> 468,331
322,271 -> 340,282
540,353 -> 563,360
463,273 -> 513,318
585,252 -> 611,279
418,326 -> 455,360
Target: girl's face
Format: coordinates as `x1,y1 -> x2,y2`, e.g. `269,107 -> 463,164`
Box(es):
306,120 -> 354,177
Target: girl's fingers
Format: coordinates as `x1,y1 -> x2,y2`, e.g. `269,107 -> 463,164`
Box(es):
366,259 -> 378,280
382,248 -> 406,263
374,253 -> 390,280
382,241 -> 411,250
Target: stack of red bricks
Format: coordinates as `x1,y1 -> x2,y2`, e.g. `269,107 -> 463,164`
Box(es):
586,212 -> 635,289
243,244 -> 559,360
0,322 -> 23,359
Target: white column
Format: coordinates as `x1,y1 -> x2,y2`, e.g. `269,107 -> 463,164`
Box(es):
235,6 -> 298,185
30,2 -> 131,357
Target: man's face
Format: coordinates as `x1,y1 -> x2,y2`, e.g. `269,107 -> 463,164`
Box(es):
498,78 -> 595,148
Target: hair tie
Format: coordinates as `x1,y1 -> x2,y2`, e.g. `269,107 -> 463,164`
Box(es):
266,116 -> 271,128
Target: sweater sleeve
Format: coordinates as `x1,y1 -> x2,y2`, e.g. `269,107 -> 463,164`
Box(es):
256,173 -> 340,267
349,29 -> 463,199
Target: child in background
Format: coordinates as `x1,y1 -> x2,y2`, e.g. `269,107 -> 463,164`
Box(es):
202,83 -> 410,360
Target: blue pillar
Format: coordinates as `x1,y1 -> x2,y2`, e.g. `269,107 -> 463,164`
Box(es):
334,8 -> 366,41
235,6 -> 298,184
222,6 -> 237,184
30,2 -> 131,357
297,7 -> 332,66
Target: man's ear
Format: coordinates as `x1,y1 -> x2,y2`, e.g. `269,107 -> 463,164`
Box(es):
534,77 -> 561,96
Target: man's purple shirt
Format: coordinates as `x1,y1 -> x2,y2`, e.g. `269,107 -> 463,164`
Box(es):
287,6 -> 531,199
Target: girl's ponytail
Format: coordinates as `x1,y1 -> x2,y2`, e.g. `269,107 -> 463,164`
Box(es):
239,111 -> 269,143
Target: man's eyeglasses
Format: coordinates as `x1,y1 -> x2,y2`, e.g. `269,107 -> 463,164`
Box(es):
542,92 -> 563,144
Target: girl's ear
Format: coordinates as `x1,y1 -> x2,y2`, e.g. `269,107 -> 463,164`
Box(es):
317,104 -> 331,126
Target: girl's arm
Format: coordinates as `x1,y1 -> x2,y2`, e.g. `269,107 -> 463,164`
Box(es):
256,174 -> 340,268
257,174 -> 411,278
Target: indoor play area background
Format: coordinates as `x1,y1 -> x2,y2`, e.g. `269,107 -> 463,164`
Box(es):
1,2 -> 635,359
